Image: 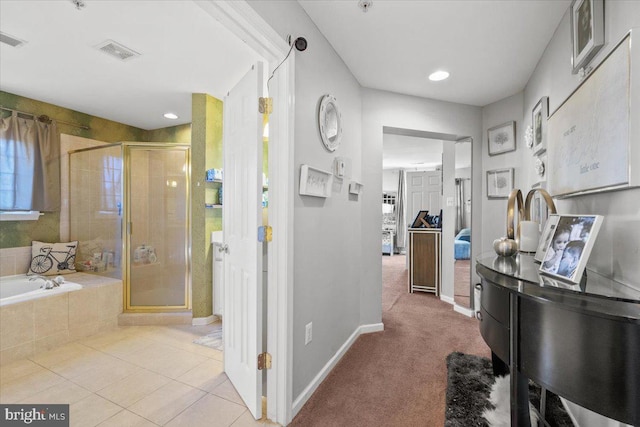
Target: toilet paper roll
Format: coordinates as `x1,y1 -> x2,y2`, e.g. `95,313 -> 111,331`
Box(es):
518,221 -> 540,253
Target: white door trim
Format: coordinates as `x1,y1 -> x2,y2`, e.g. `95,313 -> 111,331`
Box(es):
194,1 -> 294,424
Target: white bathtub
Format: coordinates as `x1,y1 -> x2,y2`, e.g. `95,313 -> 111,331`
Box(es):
0,274 -> 82,307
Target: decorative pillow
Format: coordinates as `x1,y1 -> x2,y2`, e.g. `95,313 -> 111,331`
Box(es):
28,241 -> 78,276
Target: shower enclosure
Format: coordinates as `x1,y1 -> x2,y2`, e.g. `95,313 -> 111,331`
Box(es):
69,142 -> 190,311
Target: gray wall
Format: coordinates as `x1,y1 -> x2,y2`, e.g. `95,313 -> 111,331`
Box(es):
361,89 -> 483,303
480,92 -> 524,255
248,1 -> 365,400
482,1 -> 640,290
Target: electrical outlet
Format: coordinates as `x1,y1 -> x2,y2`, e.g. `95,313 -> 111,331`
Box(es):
305,322 -> 312,345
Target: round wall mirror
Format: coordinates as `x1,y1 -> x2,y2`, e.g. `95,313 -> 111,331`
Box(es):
318,94 -> 342,152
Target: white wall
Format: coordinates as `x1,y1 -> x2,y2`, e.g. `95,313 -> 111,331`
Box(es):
248,0 -> 367,401
480,92 -> 525,254
361,89 -> 483,305
496,1 -> 640,290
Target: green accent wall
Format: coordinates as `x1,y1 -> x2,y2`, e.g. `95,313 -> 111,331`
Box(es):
0,91 -> 196,249
0,91 -> 145,248
191,93 -> 223,319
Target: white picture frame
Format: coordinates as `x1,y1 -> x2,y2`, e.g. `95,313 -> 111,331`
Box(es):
486,168 -> 514,199
534,214 -> 559,263
532,96 -> 548,155
570,0 -> 604,74
299,164 -> 333,198
487,121 -> 516,156
539,215 -> 603,284
548,33 -> 639,198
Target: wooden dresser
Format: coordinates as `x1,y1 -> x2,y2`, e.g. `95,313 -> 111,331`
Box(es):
408,228 -> 441,294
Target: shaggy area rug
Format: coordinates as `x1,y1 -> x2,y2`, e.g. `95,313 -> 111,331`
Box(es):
445,352 -> 574,426
193,324 -> 224,351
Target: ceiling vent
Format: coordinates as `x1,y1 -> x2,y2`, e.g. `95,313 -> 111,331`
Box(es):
95,40 -> 140,61
0,32 -> 27,48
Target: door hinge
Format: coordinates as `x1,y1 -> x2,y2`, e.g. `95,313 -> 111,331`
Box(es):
259,97 -> 273,114
258,225 -> 272,242
258,352 -> 272,370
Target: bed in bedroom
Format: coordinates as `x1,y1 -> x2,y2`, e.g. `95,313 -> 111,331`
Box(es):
454,228 -> 471,260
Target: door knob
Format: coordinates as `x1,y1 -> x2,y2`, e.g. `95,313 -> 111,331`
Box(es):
218,244 -> 229,254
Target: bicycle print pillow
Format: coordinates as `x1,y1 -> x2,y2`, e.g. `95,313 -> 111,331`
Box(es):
28,241 -> 78,276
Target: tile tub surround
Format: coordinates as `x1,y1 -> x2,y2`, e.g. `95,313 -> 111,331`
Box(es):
0,272 -> 123,366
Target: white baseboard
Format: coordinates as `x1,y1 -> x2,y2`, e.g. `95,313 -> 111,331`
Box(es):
453,305 -> 474,317
192,314 -> 218,326
440,294 -> 455,305
292,322 -> 384,417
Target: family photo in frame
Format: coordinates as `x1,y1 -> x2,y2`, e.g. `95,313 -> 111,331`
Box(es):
532,96 -> 548,155
570,0 -> 604,73
538,214 -> 603,284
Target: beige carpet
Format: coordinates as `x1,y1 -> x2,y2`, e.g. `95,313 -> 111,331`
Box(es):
290,255 -> 490,427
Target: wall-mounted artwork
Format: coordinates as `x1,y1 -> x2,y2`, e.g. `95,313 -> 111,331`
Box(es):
548,33 -> 639,197
486,168 -> 514,199
299,164 -> 333,198
570,0 -> 604,74
532,96 -> 548,155
487,121 -> 516,156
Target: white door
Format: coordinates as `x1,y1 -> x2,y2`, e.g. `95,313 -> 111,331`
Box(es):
223,62 -> 264,419
407,170 -> 442,225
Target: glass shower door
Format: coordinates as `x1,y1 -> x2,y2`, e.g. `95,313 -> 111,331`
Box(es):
126,145 -> 190,310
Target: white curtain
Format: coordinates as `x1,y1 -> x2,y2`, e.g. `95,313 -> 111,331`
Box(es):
395,170 -> 406,249
0,112 -> 60,211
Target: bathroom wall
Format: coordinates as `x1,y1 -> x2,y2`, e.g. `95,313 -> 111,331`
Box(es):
0,91 -> 144,248
191,93 -> 223,319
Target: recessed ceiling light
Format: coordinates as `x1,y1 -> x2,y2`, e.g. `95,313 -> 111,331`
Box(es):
164,113 -> 178,120
428,70 -> 450,81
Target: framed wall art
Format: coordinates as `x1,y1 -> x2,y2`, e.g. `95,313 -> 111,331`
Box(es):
299,164 -> 333,198
570,0 -> 604,74
539,214 -> 603,284
487,121 -> 516,156
548,32 -> 640,198
532,96 -> 548,155
486,168 -> 514,199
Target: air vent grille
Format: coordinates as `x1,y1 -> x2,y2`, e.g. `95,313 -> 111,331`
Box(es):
0,32 -> 27,48
95,40 -> 140,61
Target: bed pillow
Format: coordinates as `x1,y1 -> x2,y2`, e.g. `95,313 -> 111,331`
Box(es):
28,241 -> 78,276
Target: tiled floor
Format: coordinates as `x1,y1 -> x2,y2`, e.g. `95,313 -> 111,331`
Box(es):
0,323 -> 279,427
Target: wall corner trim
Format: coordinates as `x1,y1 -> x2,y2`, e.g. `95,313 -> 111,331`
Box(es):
192,315 -> 218,326
453,305 -> 474,318
291,322 -> 384,417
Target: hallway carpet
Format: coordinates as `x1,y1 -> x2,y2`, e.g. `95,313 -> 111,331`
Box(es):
290,255 -> 490,427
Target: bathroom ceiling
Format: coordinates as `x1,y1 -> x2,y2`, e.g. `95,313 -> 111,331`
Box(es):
0,0 -> 263,130
1,1 -> 570,130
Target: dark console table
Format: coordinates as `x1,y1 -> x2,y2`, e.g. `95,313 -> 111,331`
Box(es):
476,253 -> 640,426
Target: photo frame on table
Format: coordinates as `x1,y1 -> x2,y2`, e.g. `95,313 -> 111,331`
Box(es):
410,210 -> 429,228
487,121 -> 516,156
570,0 -> 604,74
532,96 -> 548,155
486,168 -> 514,199
534,214 -> 559,262
539,215 -> 603,284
